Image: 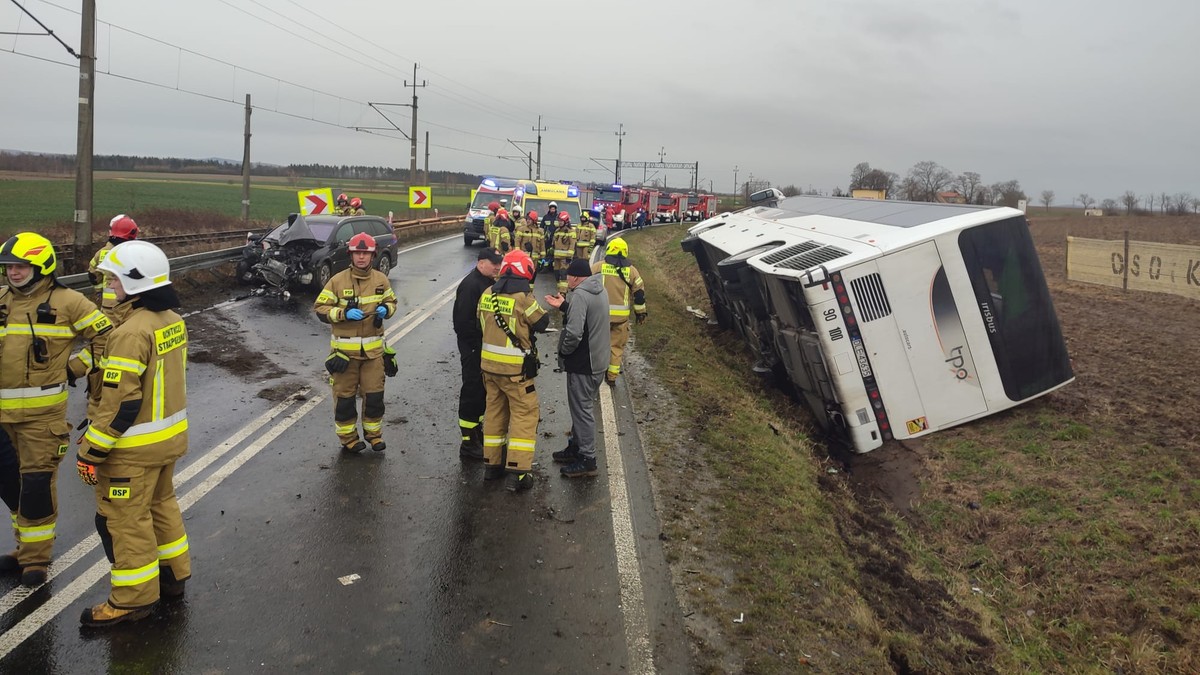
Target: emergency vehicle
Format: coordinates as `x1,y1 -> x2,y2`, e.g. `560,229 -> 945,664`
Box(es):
683,193 -> 720,221
509,180 -> 583,225
464,177 -> 519,245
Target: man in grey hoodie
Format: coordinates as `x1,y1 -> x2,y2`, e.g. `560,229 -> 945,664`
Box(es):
543,258 -> 611,477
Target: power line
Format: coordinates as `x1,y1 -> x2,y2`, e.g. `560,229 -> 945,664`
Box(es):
7,0 -> 76,56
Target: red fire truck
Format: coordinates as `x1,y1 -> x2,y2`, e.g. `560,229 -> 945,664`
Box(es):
655,192 -> 683,222
682,193 -> 720,221
611,187 -> 660,230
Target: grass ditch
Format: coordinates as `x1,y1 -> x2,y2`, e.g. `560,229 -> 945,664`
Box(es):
624,222 -> 1198,673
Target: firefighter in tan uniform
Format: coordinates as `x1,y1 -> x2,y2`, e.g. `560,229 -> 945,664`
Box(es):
515,210 -> 547,266
335,193 -> 352,216
478,250 -> 548,492
349,197 -> 366,216
488,208 -> 513,253
574,212 -> 597,261
551,212 -> 577,294
0,233 -> 113,587
87,214 -> 140,307
591,238 -> 647,385
314,232 -> 398,453
75,240 -> 191,627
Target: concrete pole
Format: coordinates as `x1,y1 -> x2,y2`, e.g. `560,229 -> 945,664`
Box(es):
73,0 -> 96,270
241,94 -> 252,225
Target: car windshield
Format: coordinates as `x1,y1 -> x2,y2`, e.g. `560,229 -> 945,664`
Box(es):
593,188 -> 622,202
471,191 -> 511,210
266,219 -> 335,244
527,199 -> 580,223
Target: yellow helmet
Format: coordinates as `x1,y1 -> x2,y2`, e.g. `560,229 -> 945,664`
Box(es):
0,232 -> 57,276
605,237 -> 628,258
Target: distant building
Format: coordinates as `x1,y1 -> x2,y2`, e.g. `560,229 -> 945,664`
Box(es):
1083,209 -> 1104,217
851,188 -> 886,200
935,191 -> 966,204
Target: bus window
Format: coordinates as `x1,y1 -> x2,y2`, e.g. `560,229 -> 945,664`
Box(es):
958,217 -> 1072,401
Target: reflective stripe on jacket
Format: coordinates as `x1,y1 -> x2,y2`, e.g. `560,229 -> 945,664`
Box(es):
591,261 -> 646,323
478,289 -> 546,376
313,267 -> 397,360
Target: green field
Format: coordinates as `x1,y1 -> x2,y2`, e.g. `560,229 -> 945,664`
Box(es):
0,173 -> 474,237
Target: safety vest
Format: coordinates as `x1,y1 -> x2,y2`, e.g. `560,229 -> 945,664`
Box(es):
478,289 -> 545,376
488,221 -> 512,252
514,224 -> 544,258
575,223 -> 597,251
88,242 -> 114,295
78,305 -> 188,467
591,261 -> 646,324
552,225 -> 577,260
313,267 -> 397,359
0,279 -> 112,421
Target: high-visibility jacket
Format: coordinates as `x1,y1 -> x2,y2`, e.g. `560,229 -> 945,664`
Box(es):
514,223 -> 545,259
575,222 -> 597,254
87,242 -> 116,301
591,259 -> 647,324
351,208 -> 366,216
488,220 -> 512,252
0,278 -> 112,422
78,305 -> 188,467
313,266 -> 397,360
478,284 -> 547,377
552,225 -> 577,261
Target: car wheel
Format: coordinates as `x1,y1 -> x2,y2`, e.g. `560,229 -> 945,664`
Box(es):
235,259 -> 255,285
464,234 -> 474,246
317,262 -> 333,289
377,254 -> 392,276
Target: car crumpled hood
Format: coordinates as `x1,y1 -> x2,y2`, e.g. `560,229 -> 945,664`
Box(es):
271,214 -> 322,245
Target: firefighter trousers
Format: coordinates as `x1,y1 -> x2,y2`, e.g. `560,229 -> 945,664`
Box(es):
608,320 -> 631,383
553,258 -> 571,294
95,460 -> 190,609
1,419 -> 71,567
331,357 -> 386,446
457,340 -> 485,444
482,372 -> 539,472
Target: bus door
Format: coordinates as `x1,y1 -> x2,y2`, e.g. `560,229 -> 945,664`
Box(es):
872,241 -> 989,433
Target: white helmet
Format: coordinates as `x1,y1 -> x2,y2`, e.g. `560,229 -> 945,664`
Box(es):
97,240 -> 172,295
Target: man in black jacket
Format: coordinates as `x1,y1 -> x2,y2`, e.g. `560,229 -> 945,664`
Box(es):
453,247 -> 503,460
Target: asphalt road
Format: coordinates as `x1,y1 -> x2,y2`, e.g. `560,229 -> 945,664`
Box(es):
0,234 -> 690,673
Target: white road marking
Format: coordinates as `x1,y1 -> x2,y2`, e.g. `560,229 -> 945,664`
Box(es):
0,395 -> 325,659
600,384 -> 656,675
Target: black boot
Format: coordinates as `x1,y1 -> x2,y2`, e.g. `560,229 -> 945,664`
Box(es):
459,427 -> 484,461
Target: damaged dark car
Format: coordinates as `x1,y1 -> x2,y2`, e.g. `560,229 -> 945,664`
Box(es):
237,213 -> 399,298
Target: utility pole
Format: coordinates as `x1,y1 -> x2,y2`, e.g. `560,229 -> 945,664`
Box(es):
614,123 -> 625,183
423,130 -> 430,184
73,0 -> 96,269
404,63 -> 425,190
532,115 -> 547,180
733,165 -> 739,196
241,94 -> 251,225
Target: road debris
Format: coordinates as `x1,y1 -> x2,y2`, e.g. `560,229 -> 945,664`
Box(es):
338,573 -> 361,586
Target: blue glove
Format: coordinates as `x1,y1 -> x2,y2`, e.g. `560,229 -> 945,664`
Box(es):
345,308 -> 365,321
375,305 -> 388,319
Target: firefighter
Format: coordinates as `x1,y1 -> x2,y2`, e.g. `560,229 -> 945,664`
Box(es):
575,212 -> 597,261
349,197 -> 366,216
336,193 -> 351,215
591,237 -> 647,386
551,211 -> 577,294
488,208 -> 513,253
0,232 -> 113,587
514,210 -> 546,266
478,250 -> 548,492
484,201 -> 500,234
75,240 -> 191,627
88,214 -> 139,306
540,201 -> 559,252
453,248 -> 503,460
314,232 -> 398,453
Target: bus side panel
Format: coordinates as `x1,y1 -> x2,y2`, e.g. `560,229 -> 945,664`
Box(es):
870,242 -> 989,433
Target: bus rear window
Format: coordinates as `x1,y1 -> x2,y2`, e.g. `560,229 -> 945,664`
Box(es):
958,217 -> 1073,400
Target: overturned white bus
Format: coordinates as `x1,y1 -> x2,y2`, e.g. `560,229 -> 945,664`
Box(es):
681,191 -> 1073,453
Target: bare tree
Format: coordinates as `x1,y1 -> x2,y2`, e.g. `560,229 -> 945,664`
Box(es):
991,180 -> 1026,208
1039,190 -> 1055,211
1191,197 -> 1200,214
1172,192 -> 1192,215
849,162 -> 871,190
954,171 -> 983,204
1144,194 -> 1155,213
1160,192 -> 1171,215
1077,193 -> 1095,210
1121,191 -> 1139,215
896,176 -> 922,201
906,161 -> 953,201
780,184 -> 801,197
1100,198 -> 1119,216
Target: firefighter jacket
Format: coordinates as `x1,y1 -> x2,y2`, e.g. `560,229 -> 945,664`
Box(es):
0,278 -> 112,422
514,222 -> 545,260
87,241 -> 114,296
313,266 -> 397,360
68,300 -> 134,383
477,276 -> 548,377
552,225 -> 577,261
77,304 -> 187,467
592,256 -> 647,325
488,219 -> 513,253
453,266 -> 495,345
351,208 -> 366,216
575,222 -> 597,255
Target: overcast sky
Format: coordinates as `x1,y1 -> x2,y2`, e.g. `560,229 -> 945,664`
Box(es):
1,0 -> 1196,202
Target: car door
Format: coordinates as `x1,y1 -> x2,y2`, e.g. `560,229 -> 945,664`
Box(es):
328,221 -> 355,274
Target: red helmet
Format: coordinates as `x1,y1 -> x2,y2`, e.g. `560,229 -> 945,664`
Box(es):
350,197 -> 362,209
528,211 -> 538,221
558,212 -> 570,223
499,250 -> 534,280
488,201 -> 500,213
337,193 -> 348,204
108,214 -> 139,240
348,232 -> 376,252
496,208 -> 509,220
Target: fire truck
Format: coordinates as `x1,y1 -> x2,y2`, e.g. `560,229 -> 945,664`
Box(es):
682,193 -> 720,221
655,192 -> 683,222
611,186 -> 660,230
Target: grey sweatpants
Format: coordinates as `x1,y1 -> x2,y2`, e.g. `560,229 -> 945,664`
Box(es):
567,371 -> 606,459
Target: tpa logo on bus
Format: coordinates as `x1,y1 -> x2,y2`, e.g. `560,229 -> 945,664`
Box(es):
945,346 -> 970,381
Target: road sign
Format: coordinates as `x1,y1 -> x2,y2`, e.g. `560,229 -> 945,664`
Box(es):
298,188 -> 335,215
409,186 -> 431,209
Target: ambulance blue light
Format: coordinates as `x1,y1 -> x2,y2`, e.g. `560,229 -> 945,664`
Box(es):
524,183 -> 537,195
482,178 -> 497,189
567,186 -> 579,198
612,184 -> 622,189
514,187 -> 525,199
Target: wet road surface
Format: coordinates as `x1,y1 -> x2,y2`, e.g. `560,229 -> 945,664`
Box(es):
0,235 -> 689,673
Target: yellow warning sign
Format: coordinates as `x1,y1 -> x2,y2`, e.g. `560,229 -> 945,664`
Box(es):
298,188 -> 335,215
409,186 -> 431,209
905,417 -> 929,434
